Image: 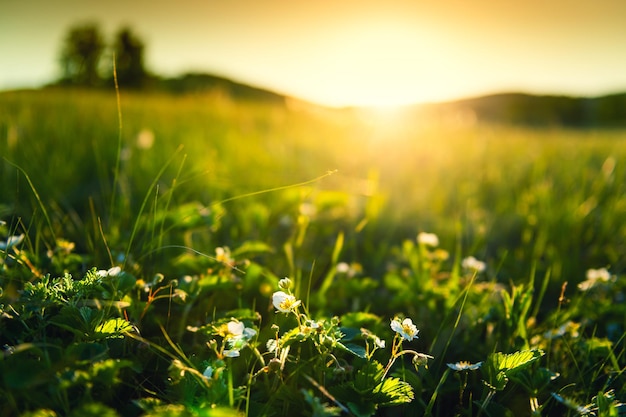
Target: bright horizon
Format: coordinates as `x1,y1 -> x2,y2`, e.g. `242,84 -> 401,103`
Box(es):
2,0 -> 626,107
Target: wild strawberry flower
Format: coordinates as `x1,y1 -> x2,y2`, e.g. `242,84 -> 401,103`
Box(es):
226,320 -> 256,340
461,256 -> 486,273
335,262 -> 362,278
96,266 -> 122,278
417,232 -> 439,247
586,267 -> 611,281
447,361 -> 482,371
223,319 -> 257,357
215,246 -> 235,266
272,291 -> 301,313
0,233 -> 24,251
578,267 -> 614,291
391,317 -> 419,341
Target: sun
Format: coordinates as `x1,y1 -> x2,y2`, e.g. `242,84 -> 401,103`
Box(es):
355,103 -> 418,136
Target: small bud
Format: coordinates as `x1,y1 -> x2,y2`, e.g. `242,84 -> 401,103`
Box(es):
268,358 -> 282,373
278,277 -> 293,290
412,353 -> 433,370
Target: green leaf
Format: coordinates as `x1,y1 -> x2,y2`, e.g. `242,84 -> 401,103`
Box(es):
509,366 -> 558,395
94,318 -> 134,339
335,341 -> 366,358
494,349 -> 543,374
89,359 -> 135,386
354,361 -> 384,393
372,377 -> 415,406
338,326 -> 361,341
112,271 -> 137,295
483,349 -> 543,391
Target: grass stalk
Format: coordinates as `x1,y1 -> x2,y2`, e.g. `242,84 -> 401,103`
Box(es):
108,54 -> 124,221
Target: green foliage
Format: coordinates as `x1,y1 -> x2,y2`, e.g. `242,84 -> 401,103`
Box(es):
482,349 -> 544,391
1,89 -> 625,416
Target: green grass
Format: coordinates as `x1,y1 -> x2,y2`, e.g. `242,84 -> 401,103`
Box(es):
0,88 -> 624,416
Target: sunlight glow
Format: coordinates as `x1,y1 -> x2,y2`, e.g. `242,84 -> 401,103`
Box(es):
355,104 -> 418,137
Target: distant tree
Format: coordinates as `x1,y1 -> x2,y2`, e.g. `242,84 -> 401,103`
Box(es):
112,27 -> 147,88
59,23 -> 105,86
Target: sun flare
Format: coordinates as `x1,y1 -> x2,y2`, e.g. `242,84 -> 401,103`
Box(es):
356,103 -> 416,132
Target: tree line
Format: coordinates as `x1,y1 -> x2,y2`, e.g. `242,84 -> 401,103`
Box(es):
57,22 -> 148,88
54,22 -> 287,103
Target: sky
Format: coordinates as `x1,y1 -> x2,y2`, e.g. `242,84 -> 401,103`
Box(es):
2,0 -> 626,107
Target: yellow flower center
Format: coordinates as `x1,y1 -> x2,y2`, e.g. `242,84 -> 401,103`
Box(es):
280,298 -> 296,311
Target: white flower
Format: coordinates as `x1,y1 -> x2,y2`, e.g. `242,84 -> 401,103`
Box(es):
375,337 -> 386,349
578,267 -> 614,291
0,234 -> 24,251
272,291 -> 301,313
203,366 -> 213,379
462,256 -> 486,273
224,320 -> 257,356
336,262 -> 351,274
335,262 -> 362,278
225,320 -> 256,341
391,317 -> 419,341
107,266 -> 122,276
447,361 -> 482,371
96,266 -> 122,278
417,232 -> 439,247
586,267 -> 611,282
227,320 -> 245,336
223,349 -> 240,358
215,247 -> 233,265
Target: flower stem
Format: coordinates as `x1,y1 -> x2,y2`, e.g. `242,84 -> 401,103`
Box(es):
227,359 -> 234,407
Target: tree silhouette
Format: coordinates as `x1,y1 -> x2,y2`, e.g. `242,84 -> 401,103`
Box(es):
112,27 -> 147,88
59,23 -> 105,86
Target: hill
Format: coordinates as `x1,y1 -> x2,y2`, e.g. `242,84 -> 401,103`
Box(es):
429,91 -> 626,128
155,72 -> 286,103
155,72 -> 626,127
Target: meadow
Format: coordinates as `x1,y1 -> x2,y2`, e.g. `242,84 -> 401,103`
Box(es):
0,88 -> 624,416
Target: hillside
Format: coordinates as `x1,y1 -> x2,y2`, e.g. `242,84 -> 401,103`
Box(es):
152,72 -> 626,127
430,91 -> 626,128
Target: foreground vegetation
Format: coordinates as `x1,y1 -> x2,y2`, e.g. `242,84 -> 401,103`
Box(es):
0,88 -> 624,416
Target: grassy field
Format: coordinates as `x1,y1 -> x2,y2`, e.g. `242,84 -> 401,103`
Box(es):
0,88 -> 624,416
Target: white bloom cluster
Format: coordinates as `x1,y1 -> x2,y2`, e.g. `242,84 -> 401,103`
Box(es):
461,256 -> 486,273
417,232 -> 439,247
578,267 -> 614,291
